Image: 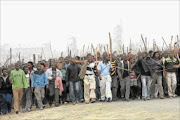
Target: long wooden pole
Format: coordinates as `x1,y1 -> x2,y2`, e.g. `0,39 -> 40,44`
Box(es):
162,37 -> 169,48
19,52 -> 21,62
96,47 -> 98,66
10,48 -> 12,64
83,45 -> 85,60
109,32 -> 112,63
141,34 -> 147,52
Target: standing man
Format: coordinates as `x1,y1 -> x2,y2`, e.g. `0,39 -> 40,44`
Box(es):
164,51 -> 179,98
46,62 -> 62,107
119,55 -> 131,102
97,53 -> 112,102
83,54 -> 96,104
10,63 -> 28,114
21,66 -> 32,112
0,68 -> 12,115
32,63 -> 48,110
66,60 -> 81,105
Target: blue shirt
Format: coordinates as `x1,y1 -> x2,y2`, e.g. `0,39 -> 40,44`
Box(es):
97,61 -> 111,76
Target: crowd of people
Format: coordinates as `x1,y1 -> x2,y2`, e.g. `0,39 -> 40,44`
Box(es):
0,50 -> 179,115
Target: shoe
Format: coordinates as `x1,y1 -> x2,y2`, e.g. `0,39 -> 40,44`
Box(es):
169,96 -> 173,99
43,105 -> 46,108
85,101 -> 89,104
150,96 -> 154,99
143,98 -> 147,101
73,102 -> 76,105
64,102 -> 68,104
101,99 -> 105,102
112,98 -> 117,101
27,108 -> 31,112
91,98 -> 96,103
55,104 -> 60,107
2,112 -> 7,115
126,99 -> 130,102
16,111 -> 19,114
39,107 -> 43,110
107,98 -> 111,102
173,94 -> 177,98
160,96 -> 164,99
22,108 -> 26,113
147,97 -> 150,100
49,103 -> 52,107
80,99 -> 84,103
8,109 -> 11,113
138,96 -> 141,100
122,98 -> 126,101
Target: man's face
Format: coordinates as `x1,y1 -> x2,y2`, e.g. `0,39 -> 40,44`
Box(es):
28,63 -> 32,69
65,57 -> 69,64
124,56 -> 128,61
37,64 -> 41,70
41,65 -> 45,70
24,67 -> 29,74
2,70 -> 8,76
15,64 -> 20,70
164,53 -> 168,58
87,55 -> 92,62
52,63 -> 56,69
169,53 -> 174,58
155,53 -> 159,59
58,63 -> 63,70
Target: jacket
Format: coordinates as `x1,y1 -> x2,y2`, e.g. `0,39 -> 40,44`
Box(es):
55,77 -> 64,95
0,76 -> 12,94
10,69 -> 28,89
46,68 -> 62,83
32,70 -> 48,88
66,63 -> 81,82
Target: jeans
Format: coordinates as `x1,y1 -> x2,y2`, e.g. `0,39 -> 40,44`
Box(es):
120,76 -> 131,100
1,93 -> 12,114
69,81 -> 80,103
141,75 -> 151,99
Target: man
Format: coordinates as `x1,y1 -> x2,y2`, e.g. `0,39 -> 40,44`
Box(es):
21,66 -> 32,112
10,63 -> 28,114
164,51 -> 179,98
32,63 -> 48,110
46,62 -> 62,107
151,52 -> 164,99
0,68 -> 12,115
134,52 -> 151,101
97,53 -> 112,102
119,55 -> 131,102
83,54 -> 96,104
66,60 -> 81,105
110,54 -> 121,101
57,63 -> 67,104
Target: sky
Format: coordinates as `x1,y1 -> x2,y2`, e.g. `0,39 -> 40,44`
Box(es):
1,1 -> 179,55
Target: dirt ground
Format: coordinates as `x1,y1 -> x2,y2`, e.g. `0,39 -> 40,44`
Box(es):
0,97 -> 179,120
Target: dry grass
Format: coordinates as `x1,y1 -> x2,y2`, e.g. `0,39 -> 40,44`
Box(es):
0,97 -> 179,120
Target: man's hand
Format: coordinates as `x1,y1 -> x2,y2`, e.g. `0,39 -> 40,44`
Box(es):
66,82 -> 69,87
119,77 -> 123,81
46,85 -> 49,89
24,88 -> 27,91
99,76 -> 102,80
31,88 -> 34,92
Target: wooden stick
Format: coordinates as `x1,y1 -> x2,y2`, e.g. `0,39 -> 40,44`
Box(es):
123,44 -> 124,54
107,44 -> 109,56
83,45 -> 85,60
19,52 -> 21,62
141,34 -> 147,52
109,32 -> 112,63
96,47 -> 98,66
10,48 -> 12,64
33,54 -> 36,65
50,41 -> 53,58
162,37 -> 169,48
170,36 -> 173,50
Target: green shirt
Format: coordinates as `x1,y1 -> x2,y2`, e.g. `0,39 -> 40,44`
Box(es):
61,69 -> 66,80
10,69 -> 28,89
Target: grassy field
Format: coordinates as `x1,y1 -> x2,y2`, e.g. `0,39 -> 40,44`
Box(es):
0,97 -> 179,120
